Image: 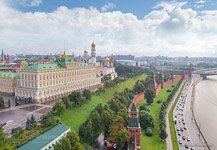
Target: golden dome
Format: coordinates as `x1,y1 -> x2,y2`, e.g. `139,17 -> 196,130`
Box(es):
104,57 -> 110,62
84,49 -> 88,54
60,51 -> 68,58
91,40 -> 96,48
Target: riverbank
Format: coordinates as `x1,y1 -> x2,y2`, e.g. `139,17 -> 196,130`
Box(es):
193,76 -> 213,150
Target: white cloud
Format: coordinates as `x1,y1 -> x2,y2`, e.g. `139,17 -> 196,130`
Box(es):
1,1 -> 217,57
101,2 -> 115,12
17,0 -> 43,7
196,0 -> 206,4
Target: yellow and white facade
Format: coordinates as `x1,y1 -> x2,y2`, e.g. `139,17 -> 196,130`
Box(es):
15,55 -> 101,103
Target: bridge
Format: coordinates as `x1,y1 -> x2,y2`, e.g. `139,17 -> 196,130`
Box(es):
193,68 -> 217,79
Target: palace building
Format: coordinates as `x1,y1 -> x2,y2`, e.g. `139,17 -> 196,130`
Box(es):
0,41 -> 109,103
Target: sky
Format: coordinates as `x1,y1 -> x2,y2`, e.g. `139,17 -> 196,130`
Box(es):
1,0 -> 217,57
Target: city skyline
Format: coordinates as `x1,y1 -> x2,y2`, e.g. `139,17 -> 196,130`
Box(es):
1,0 -> 217,57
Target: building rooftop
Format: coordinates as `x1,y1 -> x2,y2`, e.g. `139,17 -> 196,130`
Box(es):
23,63 -> 63,71
128,117 -> 140,128
17,124 -> 70,150
130,103 -> 137,112
0,71 -> 20,79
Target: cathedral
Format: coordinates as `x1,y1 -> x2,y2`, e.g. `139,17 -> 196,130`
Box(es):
0,50 -> 11,64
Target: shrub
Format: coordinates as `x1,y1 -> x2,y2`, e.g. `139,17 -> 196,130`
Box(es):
166,89 -> 171,92
139,105 -> 150,112
145,128 -> 153,137
157,99 -> 162,103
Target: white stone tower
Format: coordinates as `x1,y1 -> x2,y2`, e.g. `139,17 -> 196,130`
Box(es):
91,40 -> 96,64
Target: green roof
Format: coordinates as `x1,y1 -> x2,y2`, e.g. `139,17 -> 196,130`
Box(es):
23,63 -> 63,71
130,103 -> 137,112
0,71 -> 20,79
128,117 -> 140,128
17,124 -> 70,150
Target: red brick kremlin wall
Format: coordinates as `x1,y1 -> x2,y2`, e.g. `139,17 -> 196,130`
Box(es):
133,73 -> 189,105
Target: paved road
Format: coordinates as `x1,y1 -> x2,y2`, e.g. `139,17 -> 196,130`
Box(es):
166,81 -> 186,150
0,103 -> 52,136
173,75 -> 209,150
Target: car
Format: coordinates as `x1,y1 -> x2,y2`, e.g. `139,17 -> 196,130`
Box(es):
183,122 -> 186,125
190,147 -> 195,150
185,144 -> 189,149
180,128 -> 183,132
175,115 -> 177,118
182,118 -> 184,121
179,120 -> 181,123
187,137 -> 190,142
178,132 -> 181,136
177,128 -> 180,131
182,136 -> 185,140
184,126 -> 187,130
179,140 -> 182,145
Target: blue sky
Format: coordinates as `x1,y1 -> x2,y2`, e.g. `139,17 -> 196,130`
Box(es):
12,0 -> 217,19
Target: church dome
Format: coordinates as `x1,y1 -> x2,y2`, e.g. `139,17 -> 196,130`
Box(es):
91,40 -> 96,48
104,57 -> 110,62
84,49 -> 88,54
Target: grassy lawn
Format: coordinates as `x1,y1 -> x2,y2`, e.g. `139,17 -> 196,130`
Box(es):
136,81 -> 178,150
169,80 -> 186,150
60,74 -> 146,133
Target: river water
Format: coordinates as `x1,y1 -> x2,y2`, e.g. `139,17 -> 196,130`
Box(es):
195,75 -> 217,149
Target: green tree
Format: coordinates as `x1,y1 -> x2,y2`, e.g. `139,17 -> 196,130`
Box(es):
139,111 -> 154,129
89,111 -> 103,138
159,128 -> 168,140
54,131 -> 83,150
117,108 -> 129,124
62,96 -> 72,109
101,107 -> 115,137
26,117 -> 32,130
69,92 -> 83,106
133,81 -> 145,94
54,137 -> 72,150
40,114 -> 56,128
30,115 -> 36,128
82,90 -> 91,100
109,116 -> 130,149
11,127 -> 24,137
0,97 -> 4,109
145,127 -> 153,137
0,125 -> 5,142
144,89 -> 155,105
67,131 -> 83,150
52,101 -> 66,115
79,119 -> 94,143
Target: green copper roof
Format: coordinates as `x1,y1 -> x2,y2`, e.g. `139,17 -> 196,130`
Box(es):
23,63 -> 63,71
0,71 -> 20,79
128,117 -> 140,128
17,124 -> 70,150
130,103 -> 137,112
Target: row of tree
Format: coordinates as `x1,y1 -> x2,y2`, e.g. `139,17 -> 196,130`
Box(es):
0,96 -> 4,109
158,79 -> 183,141
52,90 -> 92,115
78,88 -> 135,149
54,131 -> 83,150
114,63 -> 152,78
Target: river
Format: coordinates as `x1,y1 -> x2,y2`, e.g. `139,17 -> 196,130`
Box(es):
195,75 -> 217,150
